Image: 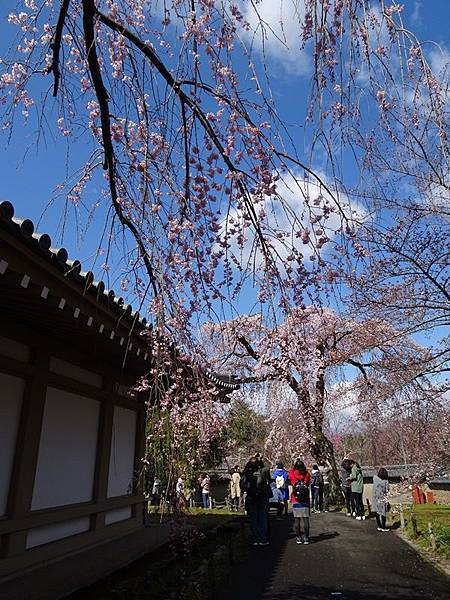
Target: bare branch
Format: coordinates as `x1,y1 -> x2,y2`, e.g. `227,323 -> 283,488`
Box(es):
50,0 -> 70,97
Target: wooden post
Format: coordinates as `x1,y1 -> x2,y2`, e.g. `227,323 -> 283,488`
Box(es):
132,402 -> 147,521
399,503 -> 405,529
3,349 -> 49,557
428,522 -> 437,551
411,514 -> 418,538
90,395 -> 114,531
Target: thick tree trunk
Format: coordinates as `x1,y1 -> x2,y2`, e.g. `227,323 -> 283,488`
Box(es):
309,429 -> 342,506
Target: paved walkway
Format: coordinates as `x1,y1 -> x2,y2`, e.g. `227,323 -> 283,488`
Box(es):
217,512 -> 450,600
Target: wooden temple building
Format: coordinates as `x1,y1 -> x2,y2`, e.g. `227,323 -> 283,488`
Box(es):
0,200 -> 238,597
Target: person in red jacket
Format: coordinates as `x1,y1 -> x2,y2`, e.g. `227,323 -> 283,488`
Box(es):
288,459 -> 311,544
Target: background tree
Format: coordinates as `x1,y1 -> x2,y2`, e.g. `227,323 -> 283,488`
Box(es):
218,394 -> 268,464
1,1 -> 448,477
141,336 -> 228,490
202,305 -> 432,499
2,2 -> 446,334
350,211 -> 449,389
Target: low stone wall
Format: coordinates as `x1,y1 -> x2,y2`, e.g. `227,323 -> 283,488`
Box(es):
423,484 -> 450,505
364,481 -> 450,510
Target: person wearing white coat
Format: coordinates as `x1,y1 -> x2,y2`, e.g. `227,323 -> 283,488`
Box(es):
372,467 -> 390,531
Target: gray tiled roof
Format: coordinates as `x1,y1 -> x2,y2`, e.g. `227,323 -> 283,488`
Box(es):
205,371 -> 240,391
362,464 -> 420,478
0,200 -> 147,329
0,199 -> 240,393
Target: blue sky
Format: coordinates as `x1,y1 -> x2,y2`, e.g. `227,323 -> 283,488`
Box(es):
0,0 -> 449,311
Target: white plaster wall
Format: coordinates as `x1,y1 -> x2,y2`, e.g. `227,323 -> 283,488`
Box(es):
107,406 -> 137,498
31,388 -> 100,510
0,335 -> 29,361
0,372 -> 24,515
104,506 -> 132,525
50,357 -> 102,388
26,517 -> 90,549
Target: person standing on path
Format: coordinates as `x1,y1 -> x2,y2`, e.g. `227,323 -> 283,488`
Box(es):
272,461 -> 289,516
230,466 -> 241,512
241,455 -> 272,546
269,479 -> 285,519
289,459 -> 311,544
200,473 -> 210,508
348,460 -> 365,520
310,464 -> 322,513
319,460 -> 331,512
372,467 -> 390,531
340,458 -> 354,516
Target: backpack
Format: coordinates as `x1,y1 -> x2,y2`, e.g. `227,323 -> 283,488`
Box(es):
242,468 -> 268,499
293,479 -> 309,504
275,474 -> 286,490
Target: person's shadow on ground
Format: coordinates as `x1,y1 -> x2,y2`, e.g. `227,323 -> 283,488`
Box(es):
310,530 -> 340,543
286,530 -> 340,543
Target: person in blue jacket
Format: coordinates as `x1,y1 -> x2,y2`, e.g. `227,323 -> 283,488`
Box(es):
272,461 -> 289,516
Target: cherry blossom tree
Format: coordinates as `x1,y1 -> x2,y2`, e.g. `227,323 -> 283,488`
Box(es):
1,1 -> 446,332
201,306 -> 427,499
1,1 -> 448,475
262,381 -> 311,466
326,326 -> 449,474
139,332 -> 228,489
337,388 -> 450,475
349,209 -> 449,390
1,0 -> 350,333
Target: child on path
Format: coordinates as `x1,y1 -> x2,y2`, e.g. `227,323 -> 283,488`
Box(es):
269,479 -> 285,518
151,478 -> 162,506
289,459 -> 311,544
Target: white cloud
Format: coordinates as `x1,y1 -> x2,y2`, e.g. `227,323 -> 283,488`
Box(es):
429,44 -> 450,81
234,0 -> 312,76
423,179 -> 450,215
411,0 -> 422,25
219,170 -> 366,275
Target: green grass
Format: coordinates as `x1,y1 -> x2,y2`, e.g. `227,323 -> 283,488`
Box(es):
395,504 -> 450,560
146,506 -> 242,527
